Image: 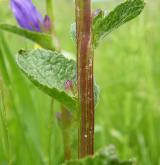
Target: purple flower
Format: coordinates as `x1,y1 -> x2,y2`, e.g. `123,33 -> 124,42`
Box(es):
10,0 -> 52,32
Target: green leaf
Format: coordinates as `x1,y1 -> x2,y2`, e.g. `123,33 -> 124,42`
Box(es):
16,49 -> 99,110
0,24 -> 55,50
94,80 -> 100,107
70,23 -> 76,42
63,145 -> 134,165
17,49 -> 77,110
93,0 -> 145,46
70,0 -> 145,47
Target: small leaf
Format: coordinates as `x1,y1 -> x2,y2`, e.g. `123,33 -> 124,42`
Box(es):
93,0 -> 145,46
17,49 -> 77,110
16,49 -> 99,110
63,145 -> 134,165
0,24 -> 55,50
70,0 -> 145,47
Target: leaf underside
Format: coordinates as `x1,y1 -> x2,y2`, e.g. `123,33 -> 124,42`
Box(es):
63,145 -> 134,165
0,24 -> 55,50
17,49 -> 77,110
16,49 -> 99,110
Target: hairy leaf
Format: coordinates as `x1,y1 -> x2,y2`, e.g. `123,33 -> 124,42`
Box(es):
93,0 -> 145,46
0,24 -> 55,50
17,49 -> 77,110
71,0 -> 145,47
63,145 -> 134,165
17,49 -> 99,110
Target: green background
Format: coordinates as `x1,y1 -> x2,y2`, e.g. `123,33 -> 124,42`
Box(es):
0,0 -> 159,164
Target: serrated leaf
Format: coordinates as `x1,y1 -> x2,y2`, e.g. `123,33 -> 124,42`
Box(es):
70,0 -> 145,47
17,49 -> 77,110
63,145 -> 134,165
0,24 -> 55,50
93,0 -> 145,46
16,49 -> 99,110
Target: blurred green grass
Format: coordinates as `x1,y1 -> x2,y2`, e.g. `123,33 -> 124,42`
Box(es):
0,0 -> 160,164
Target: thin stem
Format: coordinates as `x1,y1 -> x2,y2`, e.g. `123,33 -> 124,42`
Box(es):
46,0 -> 72,161
46,0 -> 60,50
47,99 -> 54,165
59,106 -> 72,160
46,0 -> 55,32
75,0 -> 94,158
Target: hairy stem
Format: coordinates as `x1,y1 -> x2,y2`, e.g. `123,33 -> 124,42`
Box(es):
75,0 -> 94,158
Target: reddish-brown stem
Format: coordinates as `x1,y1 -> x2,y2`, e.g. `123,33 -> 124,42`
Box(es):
75,0 -> 94,158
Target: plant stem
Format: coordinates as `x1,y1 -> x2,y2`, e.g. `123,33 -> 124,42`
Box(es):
46,0 -> 55,32
47,99 -> 54,165
46,0 -> 72,161
46,0 -> 60,50
56,107 -> 72,161
60,106 -> 72,160
75,0 -> 94,158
